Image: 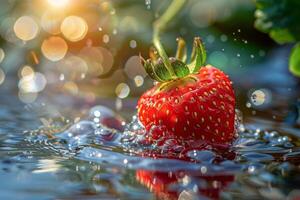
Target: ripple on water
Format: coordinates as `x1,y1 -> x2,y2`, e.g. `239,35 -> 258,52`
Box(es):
24,106 -> 300,199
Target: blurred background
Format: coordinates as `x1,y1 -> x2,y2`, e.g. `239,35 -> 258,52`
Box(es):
0,0 -> 299,123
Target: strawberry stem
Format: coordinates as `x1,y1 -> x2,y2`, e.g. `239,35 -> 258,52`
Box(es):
153,0 -> 187,79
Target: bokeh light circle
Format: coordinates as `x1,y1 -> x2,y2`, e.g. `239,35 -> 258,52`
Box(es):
134,75 -> 144,87
47,0 -> 69,7
0,48 -> 5,63
124,55 -> 147,79
18,91 -> 38,103
57,55 -> 88,80
115,83 -> 130,99
14,16 -> 39,41
18,72 -> 47,93
41,36 -> 68,61
0,68 -> 5,85
61,16 -> 88,42
41,10 -> 65,35
79,46 -> 113,76
249,89 -> 272,107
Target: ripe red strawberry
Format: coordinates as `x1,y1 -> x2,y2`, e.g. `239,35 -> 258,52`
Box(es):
138,37 -> 236,145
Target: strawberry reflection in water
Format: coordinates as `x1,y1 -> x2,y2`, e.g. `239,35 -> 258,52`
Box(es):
136,144 -> 236,200
136,169 -> 234,200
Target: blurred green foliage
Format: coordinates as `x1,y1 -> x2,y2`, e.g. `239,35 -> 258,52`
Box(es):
254,0 -> 300,76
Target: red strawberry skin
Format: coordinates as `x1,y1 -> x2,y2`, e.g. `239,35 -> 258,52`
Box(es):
137,65 -> 235,144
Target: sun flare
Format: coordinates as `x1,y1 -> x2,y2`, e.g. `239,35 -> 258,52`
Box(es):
47,0 -> 69,7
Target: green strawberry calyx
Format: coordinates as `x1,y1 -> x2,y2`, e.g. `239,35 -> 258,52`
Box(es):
140,37 -> 207,83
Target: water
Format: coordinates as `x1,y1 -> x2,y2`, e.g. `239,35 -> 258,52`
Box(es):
1,87 -> 300,200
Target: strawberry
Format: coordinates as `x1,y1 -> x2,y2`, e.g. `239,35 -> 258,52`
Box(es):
137,37 -> 236,145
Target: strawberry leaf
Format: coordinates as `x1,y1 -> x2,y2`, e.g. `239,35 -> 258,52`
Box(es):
170,58 -> 189,78
188,37 -> 206,73
289,43 -> 300,76
254,0 -> 300,44
155,61 -> 173,81
141,57 -> 164,82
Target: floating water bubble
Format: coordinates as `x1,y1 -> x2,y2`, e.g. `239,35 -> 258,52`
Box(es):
0,48 -> 5,63
250,89 -> 271,106
14,16 -> 39,41
89,105 -> 124,131
59,121 -> 96,141
94,127 -> 117,142
187,150 -> 216,163
61,16 -> 88,42
115,83 -> 130,99
41,36 -> 68,61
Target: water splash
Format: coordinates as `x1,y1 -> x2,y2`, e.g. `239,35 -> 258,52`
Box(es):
24,105 -> 300,199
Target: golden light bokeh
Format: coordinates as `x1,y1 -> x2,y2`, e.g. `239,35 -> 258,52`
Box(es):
20,65 -> 34,78
18,72 -> 47,93
41,10 -> 65,35
47,0 -> 69,8
14,16 -> 39,41
115,83 -> 130,99
63,81 -> 78,95
79,46 -> 113,76
41,36 -> 68,61
61,16 -> 88,42
134,75 -> 144,87
57,55 -> 88,80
